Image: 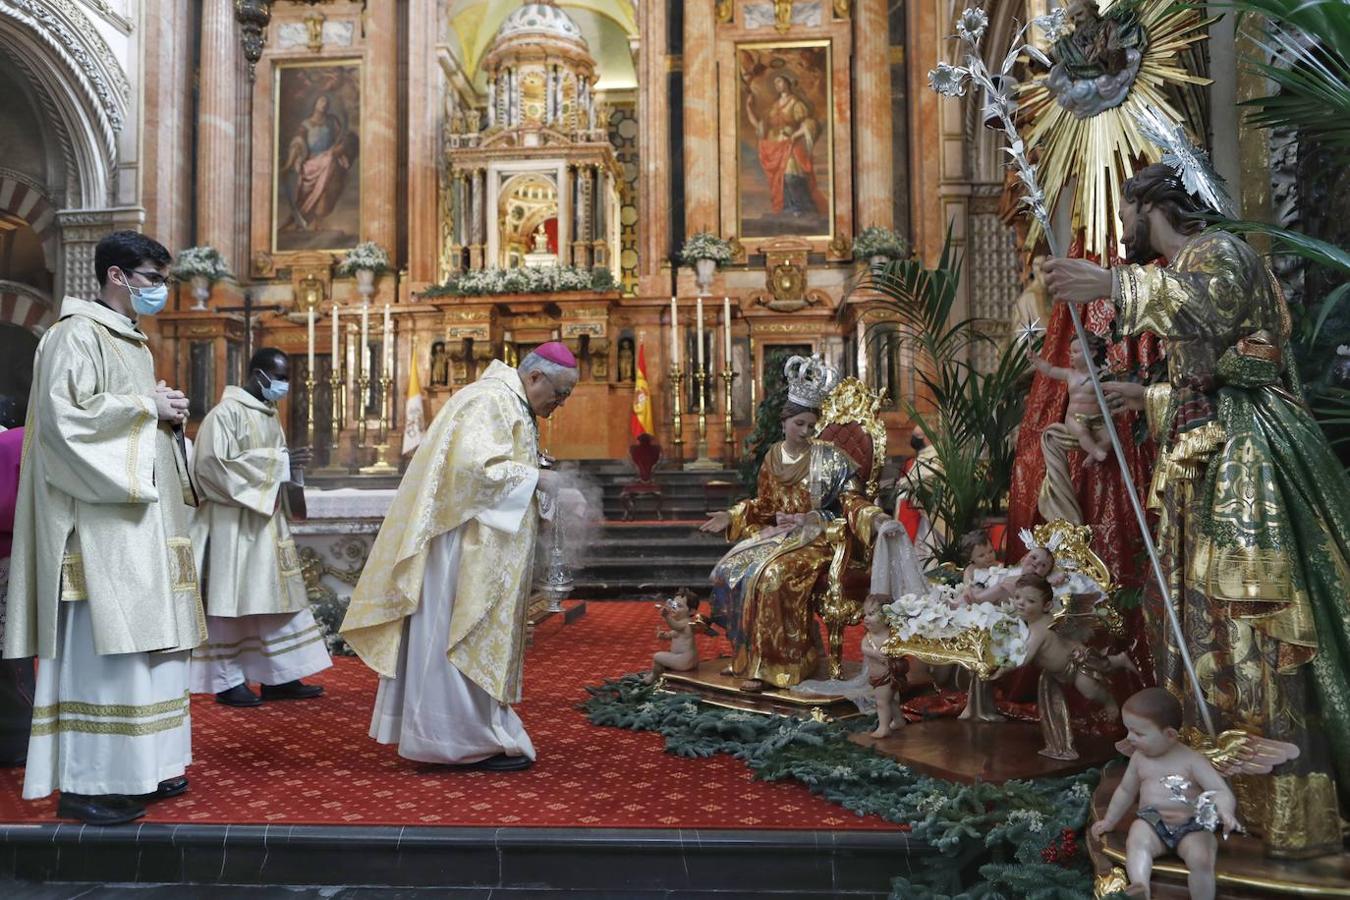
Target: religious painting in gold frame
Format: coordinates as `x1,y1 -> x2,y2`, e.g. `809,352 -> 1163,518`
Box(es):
272,59 -> 362,254
735,40 -> 833,242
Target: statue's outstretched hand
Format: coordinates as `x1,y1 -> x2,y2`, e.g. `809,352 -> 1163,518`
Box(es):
701,510 -> 732,534
1043,258 -> 1113,304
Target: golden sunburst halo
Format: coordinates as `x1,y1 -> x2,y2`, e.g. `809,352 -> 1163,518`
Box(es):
1020,0 -> 1213,260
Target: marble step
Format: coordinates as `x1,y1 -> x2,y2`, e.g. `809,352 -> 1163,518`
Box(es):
570,576 -> 712,600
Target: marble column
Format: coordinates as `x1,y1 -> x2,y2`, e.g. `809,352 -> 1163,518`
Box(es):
853,0 -> 895,230
470,168 -> 485,269
407,0 -> 440,283
636,0 -> 670,291
366,1 -> 398,254
140,2 -> 194,252
682,0 -> 718,233
196,0 -> 239,265
560,165 -> 574,266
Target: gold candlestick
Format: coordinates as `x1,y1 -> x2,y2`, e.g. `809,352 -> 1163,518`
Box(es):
359,372 -> 398,475
315,366 -> 348,475
669,366 -> 685,463
304,374 -> 317,448
686,367 -> 720,471
356,371 -> 370,447
720,368 -> 736,462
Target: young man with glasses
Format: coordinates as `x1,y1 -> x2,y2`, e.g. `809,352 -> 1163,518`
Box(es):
4,230 -> 205,825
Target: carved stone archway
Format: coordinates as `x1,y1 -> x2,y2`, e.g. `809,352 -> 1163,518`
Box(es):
0,0 -> 137,299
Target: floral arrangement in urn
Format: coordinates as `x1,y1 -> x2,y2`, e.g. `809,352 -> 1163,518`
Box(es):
424,265 -> 616,298
171,245 -> 232,310
852,226 -> 910,263
678,231 -> 734,266
335,241 -> 392,278
172,245 -> 233,282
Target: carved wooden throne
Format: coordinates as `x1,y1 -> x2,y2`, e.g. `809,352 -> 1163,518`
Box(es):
810,377 -> 888,678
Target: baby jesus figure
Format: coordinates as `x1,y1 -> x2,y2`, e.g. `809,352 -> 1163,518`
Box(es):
1032,338 -> 1111,463
964,545 -> 1065,605
1005,574 -> 1138,735
1091,688 -> 1240,900
642,590 -> 701,685
861,594 -> 909,738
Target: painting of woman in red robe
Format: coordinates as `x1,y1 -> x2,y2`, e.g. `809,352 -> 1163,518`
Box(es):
738,46 -> 831,238
275,64 -> 361,252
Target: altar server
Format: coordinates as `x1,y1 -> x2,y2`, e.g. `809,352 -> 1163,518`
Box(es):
341,344 -> 578,771
191,348 -> 330,706
4,231 -> 204,825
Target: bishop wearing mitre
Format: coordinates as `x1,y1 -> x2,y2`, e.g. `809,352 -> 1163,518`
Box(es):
190,347 -> 331,707
341,343 -> 578,772
4,231 -> 204,825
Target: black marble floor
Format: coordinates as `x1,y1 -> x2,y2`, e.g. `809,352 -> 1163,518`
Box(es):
2,885 -> 889,899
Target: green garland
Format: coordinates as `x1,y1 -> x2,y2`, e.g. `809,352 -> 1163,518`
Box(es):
583,676 -> 1101,899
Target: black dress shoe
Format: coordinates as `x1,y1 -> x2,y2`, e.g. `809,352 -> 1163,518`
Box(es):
56,793 -> 146,826
133,776 -> 189,803
466,753 -> 533,772
260,680 -> 324,701
216,683 -> 262,707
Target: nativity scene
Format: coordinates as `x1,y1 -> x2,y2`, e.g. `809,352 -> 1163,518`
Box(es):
1,1 -> 1348,898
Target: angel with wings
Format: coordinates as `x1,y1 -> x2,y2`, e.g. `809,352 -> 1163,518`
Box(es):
997,573 -> 1137,759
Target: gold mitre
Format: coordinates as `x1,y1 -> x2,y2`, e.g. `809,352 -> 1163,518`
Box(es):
784,354 -> 839,409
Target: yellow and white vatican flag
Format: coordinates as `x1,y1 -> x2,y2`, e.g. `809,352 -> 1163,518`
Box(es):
403,339 -> 425,456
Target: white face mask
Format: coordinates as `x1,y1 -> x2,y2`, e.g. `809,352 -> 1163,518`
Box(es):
256,370 -> 290,403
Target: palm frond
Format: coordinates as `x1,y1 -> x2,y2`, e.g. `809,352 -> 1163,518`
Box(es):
1217,220 -> 1350,275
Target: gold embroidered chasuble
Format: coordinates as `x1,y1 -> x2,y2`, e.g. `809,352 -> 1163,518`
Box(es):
3,297 -> 205,660
713,440 -> 884,688
192,386 -> 307,618
341,360 -> 541,704
1117,230 -> 1350,856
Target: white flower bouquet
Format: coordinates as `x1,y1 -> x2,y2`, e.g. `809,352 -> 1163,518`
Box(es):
171,245 -> 231,282
678,231 -> 733,267
336,241 -> 392,277
883,586 -> 1030,673
852,226 -> 910,261
426,265 -> 616,297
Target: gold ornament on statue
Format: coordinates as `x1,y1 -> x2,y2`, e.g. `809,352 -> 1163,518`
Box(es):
1019,0 -> 1212,259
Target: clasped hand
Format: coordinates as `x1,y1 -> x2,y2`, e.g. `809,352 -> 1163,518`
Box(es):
151,381 -> 189,425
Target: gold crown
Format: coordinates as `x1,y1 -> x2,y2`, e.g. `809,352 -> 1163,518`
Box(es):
784,354 -> 839,409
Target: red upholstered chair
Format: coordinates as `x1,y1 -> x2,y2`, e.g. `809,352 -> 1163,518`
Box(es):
620,434 -> 664,520
810,377 -> 888,677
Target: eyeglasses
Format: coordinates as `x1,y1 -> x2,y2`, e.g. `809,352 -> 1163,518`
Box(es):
128,269 -> 177,289
542,372 -> 573,402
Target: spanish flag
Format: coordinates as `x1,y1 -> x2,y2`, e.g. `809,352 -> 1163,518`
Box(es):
630,341 -> 654,438
403,337 -> 425,456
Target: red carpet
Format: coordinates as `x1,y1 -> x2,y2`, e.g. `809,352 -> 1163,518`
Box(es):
0,601 -> 893,831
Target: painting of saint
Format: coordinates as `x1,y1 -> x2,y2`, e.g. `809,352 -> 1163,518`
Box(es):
737,43 -> 832,239
274,62 -> 361,253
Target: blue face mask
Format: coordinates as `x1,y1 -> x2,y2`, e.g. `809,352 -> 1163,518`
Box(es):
117,271 -> 169,316
256,370 -> 290,403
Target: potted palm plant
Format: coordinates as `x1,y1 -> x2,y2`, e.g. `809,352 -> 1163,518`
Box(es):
851,227 -> 1031,564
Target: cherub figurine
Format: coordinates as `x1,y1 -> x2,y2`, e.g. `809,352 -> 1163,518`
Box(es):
959,529 -> 1000,593
1091,688 -> 1239,900
1031,337 -> 1111,463
643,589 -> 702,685
861,594 -> 908,738
1006,574 -> 1137,756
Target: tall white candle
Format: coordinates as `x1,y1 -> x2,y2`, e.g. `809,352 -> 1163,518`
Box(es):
723,296 -> 732,370
383,303 -> 393,374
695,296 -> 705,370
306,306 -> 316,375
669,296 -> 679,367
331,304 -> 339,374
360,303 -> 370,380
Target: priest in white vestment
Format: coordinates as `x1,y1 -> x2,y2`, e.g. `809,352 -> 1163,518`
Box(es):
341,343 -> 578,772
190,347 -> 331,707
3,231 -> 205,825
